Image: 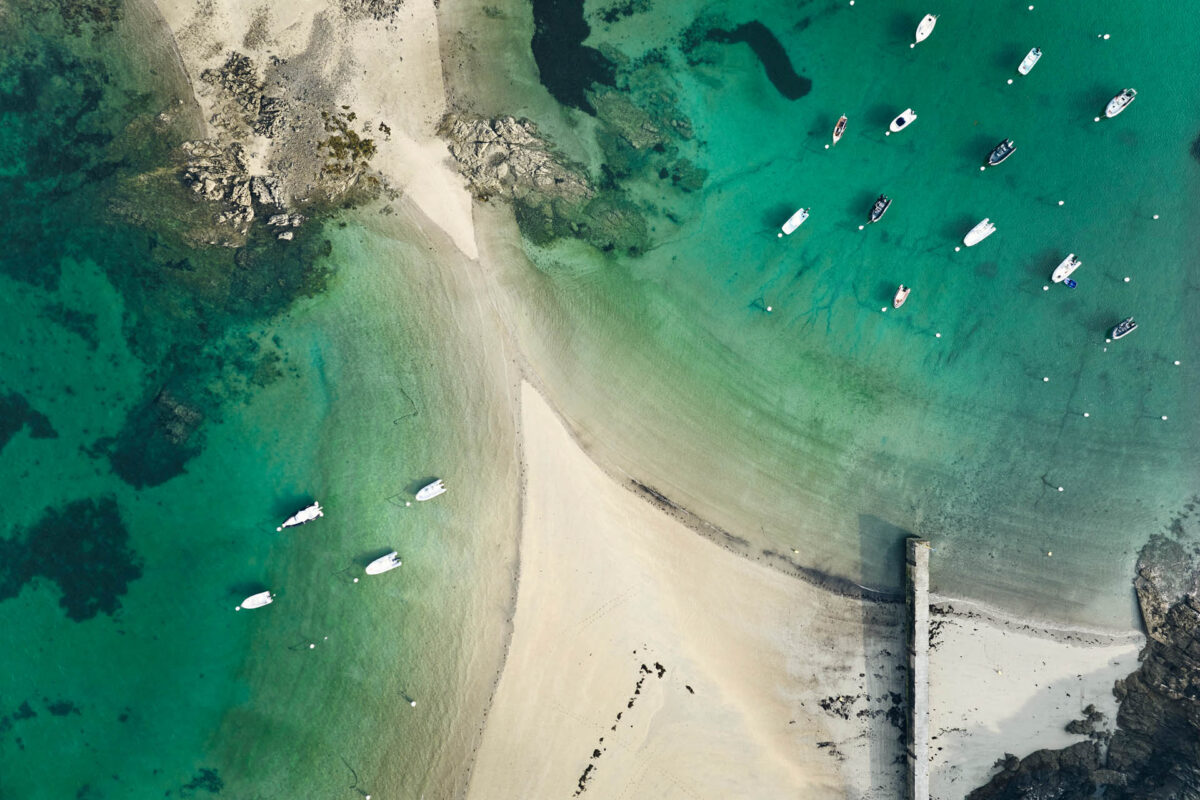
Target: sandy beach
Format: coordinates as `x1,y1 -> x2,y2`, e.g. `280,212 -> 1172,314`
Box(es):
467,383 -> 1144,799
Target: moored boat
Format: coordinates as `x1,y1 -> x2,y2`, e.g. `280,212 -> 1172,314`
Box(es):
238,591 -> 274,610
1105,88 -> 1136,118
893,285 -> 911,309
867,194 -> 892,224
889,108 -> 917,133
780,207 -> 810,236
832,115 -> 847,146
365,551 -> 402,575
416,479 -> 446,501
1051,254 -> 1081,283
963,218 -> 996,246
986,138 -> 1016,166
277,501 -> 322,532
913,14 -> 938,45
1110,317 -> 1138,340
1018,47 -> 1042,75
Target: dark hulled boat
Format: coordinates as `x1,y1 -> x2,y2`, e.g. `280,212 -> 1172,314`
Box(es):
987,138 -> 1016,166
868,194 -> 892,224
1110,317 -> 1138,340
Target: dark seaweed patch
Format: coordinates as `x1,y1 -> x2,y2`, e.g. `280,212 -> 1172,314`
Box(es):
529,0 -> 616,114
41,302 -> 100,349
0,391 -> 57,453
684,20 -> 811,100
181,768 -> 223,794
45,699 -> 81,716
0,497 -> 142,621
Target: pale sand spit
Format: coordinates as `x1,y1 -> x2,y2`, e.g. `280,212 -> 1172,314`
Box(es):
468,383 -> 1144,799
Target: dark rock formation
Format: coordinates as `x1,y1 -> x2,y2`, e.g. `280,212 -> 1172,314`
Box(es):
969,531 -> 1200,800
180,140 -> 283,232
101,388 -> 204,488
440,113 -> 592,202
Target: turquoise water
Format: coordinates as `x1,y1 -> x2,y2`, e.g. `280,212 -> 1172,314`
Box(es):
0,2 -> 519,797
7,0 -> 1200,796
452,0 -> 1200,624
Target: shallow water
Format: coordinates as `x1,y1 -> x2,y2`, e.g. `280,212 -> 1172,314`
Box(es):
0,2 -> 517,796
7,0 -> 1200,795
457,0 -> 1200,625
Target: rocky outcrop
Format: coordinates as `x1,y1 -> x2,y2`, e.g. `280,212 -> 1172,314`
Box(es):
969,530 -> 1200,800
440,114 -> 592,203
441,113 -> 656,254
180,140 -> 284,233
181,50 -> 384,240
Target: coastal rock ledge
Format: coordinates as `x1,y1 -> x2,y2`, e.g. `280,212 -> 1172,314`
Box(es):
969,532 -> 1200,800
439,113 -> 591,202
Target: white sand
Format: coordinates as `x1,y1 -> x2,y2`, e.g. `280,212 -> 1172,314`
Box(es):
928,602 -> 1142,796
467,383 -> 1144,799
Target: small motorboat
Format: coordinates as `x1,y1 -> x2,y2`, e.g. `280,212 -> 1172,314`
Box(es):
1110,317 -> 1138,340
416,479 -> 446,501
238,591 -> 274,610
1051,254 -> 1081,283
1105,88 -> 1137,118
867,194 -> 892,224
889,108 -> 918,133
963,218 -> 996,247
913,14 -> 938,46
832,115 -> 848,146
1018,47 -> 1042,75
986,138 -> 1016,166
780,207 -> 810,236
365,551 -> 403,575
277,501 -> 323,532
893,285 -> 911,308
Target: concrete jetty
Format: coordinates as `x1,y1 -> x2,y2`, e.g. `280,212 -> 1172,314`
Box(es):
906,538 -> 930,800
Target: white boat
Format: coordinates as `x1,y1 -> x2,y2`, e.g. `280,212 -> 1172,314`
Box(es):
1018,47 -> 1042,75
913,14 -> 938,45
366,551 -> 402,575
963,218 -> 996,247
889,108 -> 917,133
893,285 -> 911,309
1051,254 -> 1081,283
416,479 -> 446,501
1105,88 -> 1137,118
238,591 -> 274,610
781,207 -> 810,236
832,115 -> 847,146
277,501 -> 323,532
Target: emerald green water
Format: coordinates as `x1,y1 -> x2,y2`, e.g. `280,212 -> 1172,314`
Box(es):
456,0 -> 1200,623
0,2 -> 517,797
6,0 -> 1200,796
